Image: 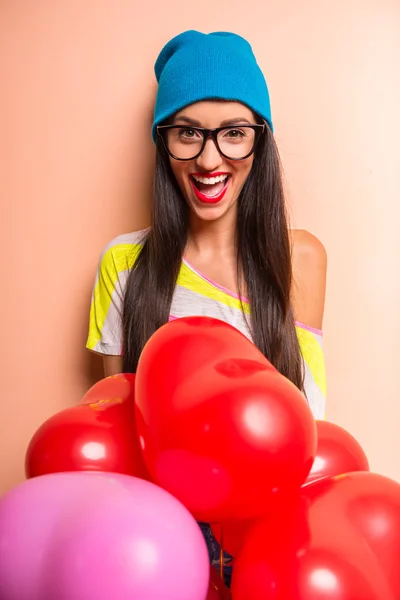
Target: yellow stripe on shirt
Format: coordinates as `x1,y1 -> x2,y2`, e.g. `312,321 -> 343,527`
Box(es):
177,262 -> 250,314
295,325 -> 327,398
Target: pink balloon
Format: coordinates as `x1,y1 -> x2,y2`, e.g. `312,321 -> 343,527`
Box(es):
0,474 -> 80,600
0,472 -> 210,600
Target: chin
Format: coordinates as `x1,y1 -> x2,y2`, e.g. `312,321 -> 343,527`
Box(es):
189,198 -> 236,223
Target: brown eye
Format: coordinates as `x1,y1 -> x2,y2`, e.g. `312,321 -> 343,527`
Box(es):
179,128 -> 198,138
225,128 -> 246,139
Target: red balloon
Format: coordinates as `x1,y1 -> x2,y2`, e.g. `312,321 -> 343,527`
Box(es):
211,491 -> 297,558
304,419 -> 370,485
231,472 -> 400,600
213,421 -> 370,557
79,374 -> 133,405
207,566 -> 231,600
135,316 -> 317,522
25,374 -> 148,480
211,520 -> 255,558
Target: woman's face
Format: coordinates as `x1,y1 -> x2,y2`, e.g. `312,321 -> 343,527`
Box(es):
167,101 -> 257,225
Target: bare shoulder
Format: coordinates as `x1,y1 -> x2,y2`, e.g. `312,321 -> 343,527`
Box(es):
290,229 -> 327,264
289,229 -> 327,330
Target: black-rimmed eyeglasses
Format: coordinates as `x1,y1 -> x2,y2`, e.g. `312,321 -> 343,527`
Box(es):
156,124 -> 265,161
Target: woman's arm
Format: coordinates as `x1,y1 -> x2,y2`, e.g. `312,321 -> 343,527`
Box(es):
103,355 -> 124,377
290,229 -> 327,328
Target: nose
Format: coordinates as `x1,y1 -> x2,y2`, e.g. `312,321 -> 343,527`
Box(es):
195,136 -> 223,171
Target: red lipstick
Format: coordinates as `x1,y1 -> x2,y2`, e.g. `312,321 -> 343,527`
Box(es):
189,172 -> 231,204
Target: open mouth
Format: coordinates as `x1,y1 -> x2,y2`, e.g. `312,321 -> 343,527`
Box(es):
189,173 -> 231,204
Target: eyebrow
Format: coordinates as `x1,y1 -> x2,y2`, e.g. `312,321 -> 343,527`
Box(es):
172,116 -> 253,127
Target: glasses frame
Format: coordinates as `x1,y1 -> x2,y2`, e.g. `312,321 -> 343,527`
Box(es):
156,123 -> 266,161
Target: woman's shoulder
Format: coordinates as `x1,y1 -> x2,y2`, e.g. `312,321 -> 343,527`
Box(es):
289,229 -> 327,264
100,227 -> 150,257
96,228 -> 150,276
289,229 -> 327,330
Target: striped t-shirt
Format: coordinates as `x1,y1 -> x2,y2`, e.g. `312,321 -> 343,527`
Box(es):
87,229 -> 327,419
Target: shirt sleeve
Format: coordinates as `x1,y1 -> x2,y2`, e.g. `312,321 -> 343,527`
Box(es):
295,323 -> 327,420
86,243 -> 129,356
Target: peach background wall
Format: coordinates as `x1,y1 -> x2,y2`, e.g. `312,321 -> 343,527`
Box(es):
1,0 -> 399,494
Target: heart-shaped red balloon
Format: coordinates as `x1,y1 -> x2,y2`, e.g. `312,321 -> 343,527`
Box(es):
135,316 -> 317,523
26,374 -> 148,479
80,373 -> 134,405
304,419 -> 370,485
305,471 -> 400,597
231,472 -> 400,600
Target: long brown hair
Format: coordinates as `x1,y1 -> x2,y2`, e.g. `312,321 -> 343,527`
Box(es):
122,122 -> 304,390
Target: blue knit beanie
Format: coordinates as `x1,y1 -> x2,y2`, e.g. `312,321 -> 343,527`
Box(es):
152,30 -> 273,141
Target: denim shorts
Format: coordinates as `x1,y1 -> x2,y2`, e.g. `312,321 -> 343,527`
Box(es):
198,522 -> 233,588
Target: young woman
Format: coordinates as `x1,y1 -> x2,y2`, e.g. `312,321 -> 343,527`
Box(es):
86,30 -> 327,586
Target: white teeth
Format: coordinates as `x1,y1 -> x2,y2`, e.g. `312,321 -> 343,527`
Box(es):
192,174 -> 228,185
